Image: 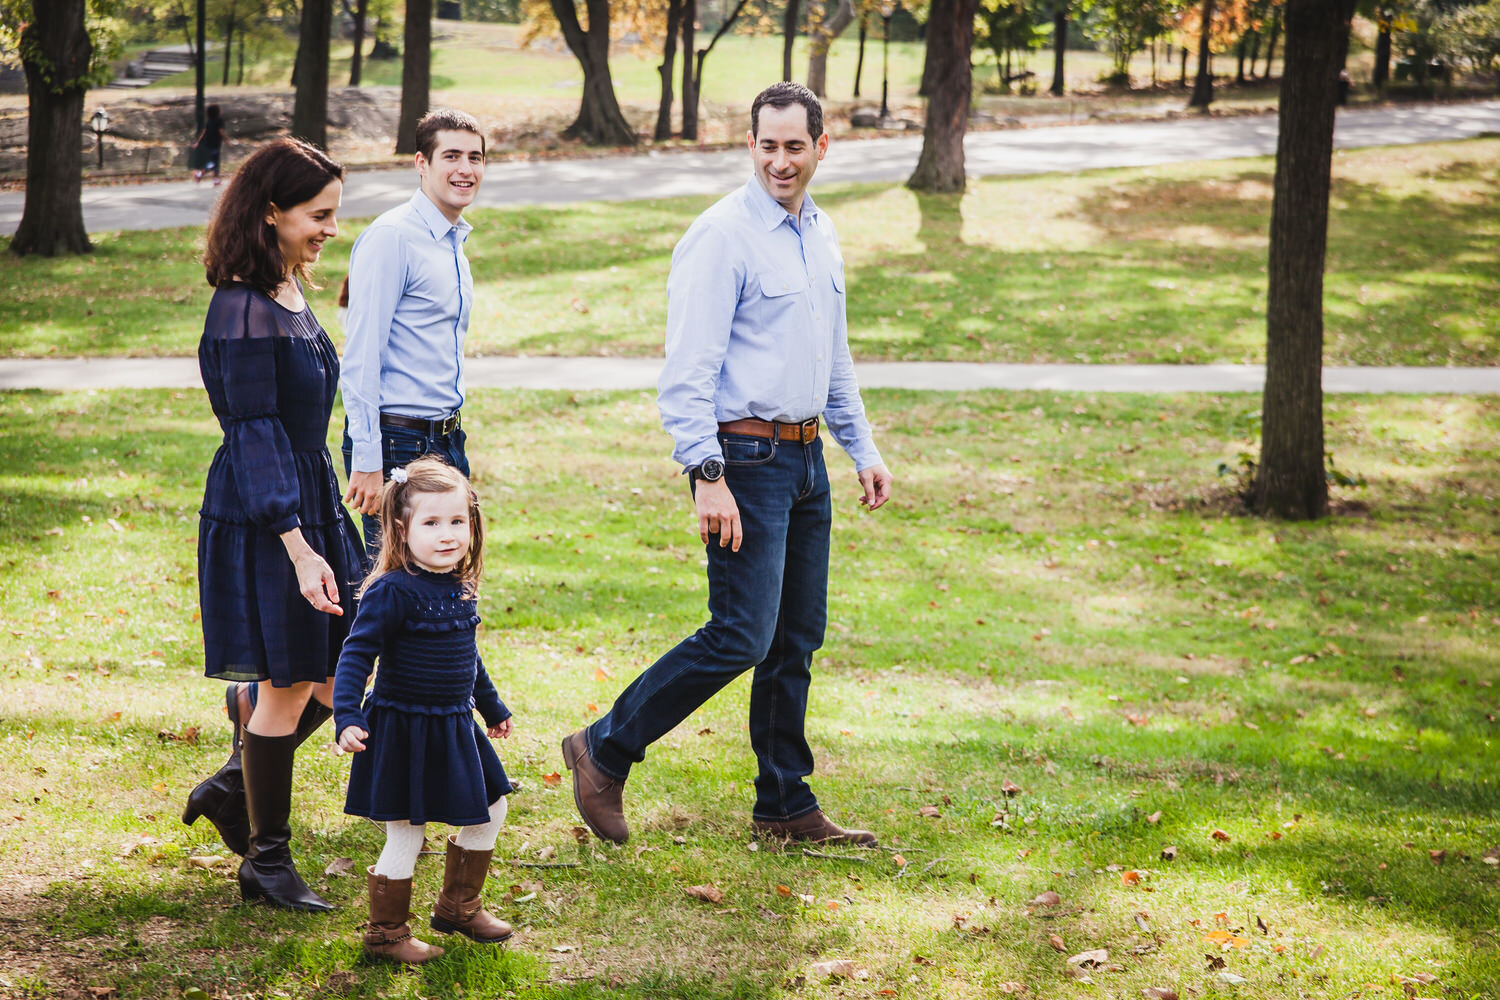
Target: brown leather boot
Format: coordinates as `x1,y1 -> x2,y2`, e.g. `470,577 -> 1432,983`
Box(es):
560,729 -> 628,844
430,837 -> 512,943
363,868 -> 444,964
752,809 -> 879,847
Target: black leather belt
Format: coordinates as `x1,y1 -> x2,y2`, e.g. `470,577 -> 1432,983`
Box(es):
380,411 -> 461,436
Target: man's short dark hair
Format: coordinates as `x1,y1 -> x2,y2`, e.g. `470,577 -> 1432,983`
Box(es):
415,108 -> 485,161
751,82 -> 823,141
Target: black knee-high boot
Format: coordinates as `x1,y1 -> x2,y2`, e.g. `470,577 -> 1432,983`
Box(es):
238,729 -> 332,912
183,687 -> 333,856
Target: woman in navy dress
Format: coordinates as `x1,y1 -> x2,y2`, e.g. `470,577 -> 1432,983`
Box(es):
181,138 -> 363,913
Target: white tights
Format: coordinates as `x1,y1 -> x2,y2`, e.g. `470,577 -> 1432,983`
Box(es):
372,796 -> 508,880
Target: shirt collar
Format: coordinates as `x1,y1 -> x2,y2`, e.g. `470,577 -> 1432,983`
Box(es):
744,175 -> 821,232
409,190 -> 473,243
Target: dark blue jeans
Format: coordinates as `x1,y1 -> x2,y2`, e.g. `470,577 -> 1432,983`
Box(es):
342,418 -> 468,559
587,433 -> 832,822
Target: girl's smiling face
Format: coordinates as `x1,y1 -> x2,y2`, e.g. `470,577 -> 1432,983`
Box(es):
266,177 -> 342,276
401,487 -> 472,574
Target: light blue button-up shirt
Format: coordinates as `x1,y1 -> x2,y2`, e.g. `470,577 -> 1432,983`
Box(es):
657,177 -> 882,472
341,191 -> 473,473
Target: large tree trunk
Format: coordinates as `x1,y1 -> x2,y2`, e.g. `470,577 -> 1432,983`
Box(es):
351,0 -> 370,85
655,0 -> 685,140
783,0 -> 800,81
1372,21 -> 1390,88
292,0 -> 333,147
396,0 -> 432,154
806,0 -> 855,97
1189,0 -> 1215,107
907,0 -> 976,193
1248,0 -> 1355,520
681,0 -> 699,140
12,0 -> 91,257
551,0 -> 637,145
1050,6 -> 1066,96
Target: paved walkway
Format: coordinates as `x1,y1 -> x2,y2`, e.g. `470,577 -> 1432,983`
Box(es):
3,356 -> 1497,394
3,101 -> 1497,234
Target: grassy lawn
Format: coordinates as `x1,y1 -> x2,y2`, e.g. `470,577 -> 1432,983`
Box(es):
1,386 -> 1497,999
4,140 -> 1499,366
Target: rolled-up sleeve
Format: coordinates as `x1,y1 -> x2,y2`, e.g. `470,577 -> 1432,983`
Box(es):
658,220 -> 743,470
341,225 -> 407,473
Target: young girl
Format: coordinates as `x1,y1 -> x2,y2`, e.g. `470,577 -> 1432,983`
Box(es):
333,456 -> 514,964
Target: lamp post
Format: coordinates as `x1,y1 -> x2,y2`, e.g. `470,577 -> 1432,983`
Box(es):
90,108 -> 110,169
879,1 -> 897,123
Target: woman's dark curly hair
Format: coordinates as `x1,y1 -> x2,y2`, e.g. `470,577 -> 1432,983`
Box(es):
203,138 -> 343,294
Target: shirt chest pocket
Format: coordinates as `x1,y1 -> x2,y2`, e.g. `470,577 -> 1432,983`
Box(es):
756,268 -> 808,300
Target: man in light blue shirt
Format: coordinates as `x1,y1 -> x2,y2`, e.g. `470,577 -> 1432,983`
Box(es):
340,108 -> 485,553
564,82 -> 894,848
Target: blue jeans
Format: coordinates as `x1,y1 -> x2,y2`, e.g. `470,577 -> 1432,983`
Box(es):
342,418 -> 469,559
587,433 -> 832,822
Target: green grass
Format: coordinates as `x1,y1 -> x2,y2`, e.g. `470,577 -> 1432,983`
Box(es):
4,139 -> 1498,365
1,386 -> 1498,999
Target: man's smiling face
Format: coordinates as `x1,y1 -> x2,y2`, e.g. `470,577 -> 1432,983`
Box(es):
416,128 -> 485,223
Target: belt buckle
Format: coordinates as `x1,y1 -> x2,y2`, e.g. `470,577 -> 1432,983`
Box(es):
799,418 -> 818,442
440,413 -> 460,435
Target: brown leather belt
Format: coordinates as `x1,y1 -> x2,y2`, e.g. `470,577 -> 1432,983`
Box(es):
380,411 -> 461,436
718,417 -> 820,443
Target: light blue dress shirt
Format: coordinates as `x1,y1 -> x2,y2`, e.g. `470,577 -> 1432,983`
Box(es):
340,191 -> 473,474
657,177 -> 882,473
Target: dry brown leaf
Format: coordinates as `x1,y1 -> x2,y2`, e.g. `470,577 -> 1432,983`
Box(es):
1161,845 -> 1178,861
997,984 -> 1028,995
1482,846 -> 1499,866
324,857 -> 355,877
1048,933 -> 1067,952
892,854 -> 908,867
1429,849 -> 1447,864
571,826 -> 590,845
1066,948 -> 1109,967
542,771 -> 562,788
1142,989 -> 1179,1000
808,959 -> 855,980
1064,967 -> 1095,982
1146,810 -> 1163,824
1121,870 -> 1141,885
919,805 -> 942,818
684,884 -> 725,904
1211,829 -> 1232,842
1031,890 -> 1061,906
187,855 -> 227,869
1001,779 -> 1023,796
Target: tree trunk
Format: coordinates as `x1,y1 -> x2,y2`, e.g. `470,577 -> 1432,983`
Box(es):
907,0 -> 976,193
292,0 -> 333,148
552,0 -> 638,145
1050,7 -> 1066,96
681,0 -> 699,140
919,22 -> 937,96
1263,10 -> 1280,79
783,0 -> 800,81
396,0 -> 432,154
1373,22 -> 1390,88
853,13 -> 866,97
807,0 -> 855,98
222,14 -> 235,86
655,0 -> 685,140
1179,45 -> 1188,87
1248,0 -> 1354,521
12,0 -> 92,257
1248,29 -> 1261,78
1235,32 -> 1246,83
1189,0 -> 1215,107
351,0 -> 370,85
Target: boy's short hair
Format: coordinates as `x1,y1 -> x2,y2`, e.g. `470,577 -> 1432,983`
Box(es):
415,108 -> 485,161
751,82 -> 824,141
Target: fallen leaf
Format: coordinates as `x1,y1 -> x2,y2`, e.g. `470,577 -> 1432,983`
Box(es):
684,881 -> 723,905
1484,846 -> 1499,866
1214,971 -> 1248,985
86,989 -> 118,1000
1048,933 -> 1066,952
1064,967 -> 1094,982
1121,870 -> 1141,885
187,855 -> 226,869
1266,830 -> 1283,840
324,857 -> 355,877
571,826 -> 590,844
775,884 -> 792,897
1308,943 -> 1326,960
919,805 -> 942,818
119,834 -> 160,857
1031,890 -> 1061,906
1001,779 -> 1023,796
1066,948 -> 1109,967
1161,845 -> 1178,861
1429,849 -> 1447,864
1204,930 -> 1250,948
550,944 -> 576,953
1141,989 -> 1179,1000
808,959 -> 855,980
592,666 -> 614,682
1146,810 -> 1163,824
892,854 -> 908,867
1211,829 -> 1232,842
1256,915 -> 1269,935
1205,953 -> 1227,970
542,772 -> 562,788
997,984 -> 1028,995
537,845 -> 557,860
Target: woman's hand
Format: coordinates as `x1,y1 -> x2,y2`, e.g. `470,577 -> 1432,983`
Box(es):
279,527 -> 343,615
337,725 -> 368,753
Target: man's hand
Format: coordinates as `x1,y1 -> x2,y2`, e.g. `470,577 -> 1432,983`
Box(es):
695,478 -> 743,552
344,469 -> 384,516
857,463 -> 893,512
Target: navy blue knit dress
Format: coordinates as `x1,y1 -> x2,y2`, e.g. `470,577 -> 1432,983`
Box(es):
332,569 -> 513,827
197,283 -> 365,686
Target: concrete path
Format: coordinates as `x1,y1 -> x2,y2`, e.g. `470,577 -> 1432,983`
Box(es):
4,356 -> 1497,394
4,101 -> 1497,235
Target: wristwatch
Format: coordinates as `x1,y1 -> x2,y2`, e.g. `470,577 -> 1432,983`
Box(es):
690,458 -> 725,483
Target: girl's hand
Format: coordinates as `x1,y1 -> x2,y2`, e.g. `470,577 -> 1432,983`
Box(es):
338,725 -> 368,753
487,719 -> 512,740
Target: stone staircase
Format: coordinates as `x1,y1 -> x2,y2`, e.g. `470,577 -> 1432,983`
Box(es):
109,44 -> 212,89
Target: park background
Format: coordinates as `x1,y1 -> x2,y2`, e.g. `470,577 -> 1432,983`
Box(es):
3,1 -> 1500,998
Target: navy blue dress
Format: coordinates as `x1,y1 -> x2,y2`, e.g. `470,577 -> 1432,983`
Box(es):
197,283 -> 365,686
332,569 -> 513,827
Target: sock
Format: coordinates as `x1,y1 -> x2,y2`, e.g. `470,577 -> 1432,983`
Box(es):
453,796 -> 508,852
373,820 -> 426,879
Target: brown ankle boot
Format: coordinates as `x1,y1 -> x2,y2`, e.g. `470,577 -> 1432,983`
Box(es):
363,868 -> 444,964
430,836 -> 512,943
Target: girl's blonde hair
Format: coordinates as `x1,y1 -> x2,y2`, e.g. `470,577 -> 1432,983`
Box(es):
361,456 -> 484,598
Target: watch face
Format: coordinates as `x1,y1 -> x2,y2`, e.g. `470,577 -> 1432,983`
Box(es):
700,459 -> 724,481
